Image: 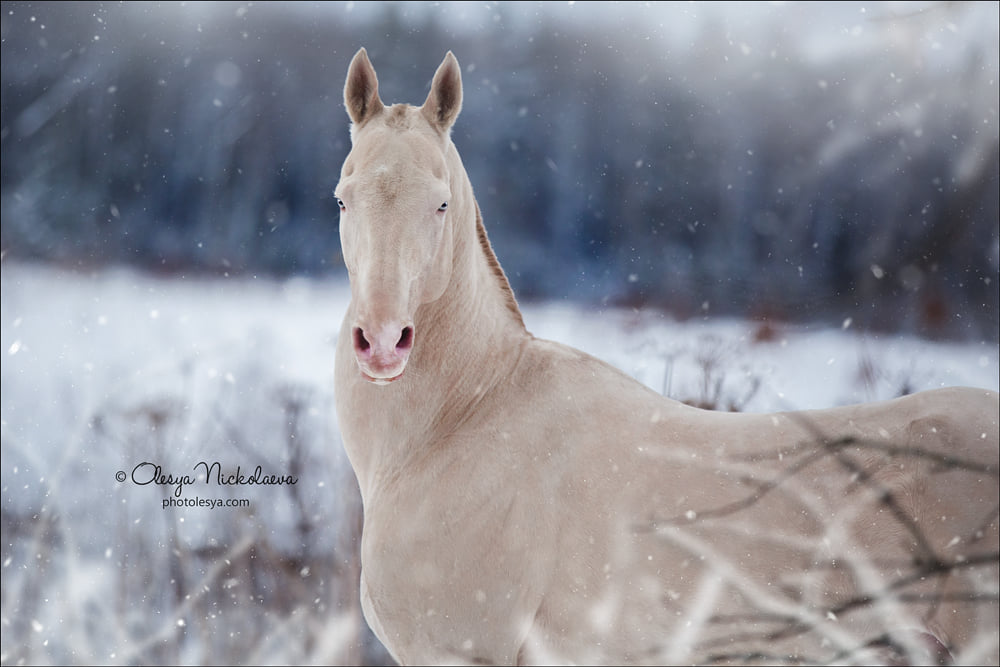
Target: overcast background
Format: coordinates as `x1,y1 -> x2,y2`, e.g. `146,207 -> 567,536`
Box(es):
2,0 -> 998,339
2,2 -> 999,665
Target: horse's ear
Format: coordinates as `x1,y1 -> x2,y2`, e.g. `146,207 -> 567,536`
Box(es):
422,51 -> 463,133
344,48 -> 383,126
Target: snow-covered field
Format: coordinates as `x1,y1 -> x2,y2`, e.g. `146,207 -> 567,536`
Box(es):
1,261 -> 997,665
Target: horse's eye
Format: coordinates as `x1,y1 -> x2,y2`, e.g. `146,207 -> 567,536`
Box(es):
438,202 -> 448,212
336,198 -> 346,211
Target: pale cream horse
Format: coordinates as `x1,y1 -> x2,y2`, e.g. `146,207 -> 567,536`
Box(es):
334,49 -> 999,665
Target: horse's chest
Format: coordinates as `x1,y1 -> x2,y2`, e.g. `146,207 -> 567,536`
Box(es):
358,480 -> 538,664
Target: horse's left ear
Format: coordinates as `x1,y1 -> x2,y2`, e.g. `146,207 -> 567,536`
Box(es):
422,52 -> 463,133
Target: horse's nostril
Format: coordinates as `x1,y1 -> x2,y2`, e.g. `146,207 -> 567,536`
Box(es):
397,326 -> 413,352
353,327 -> 371,353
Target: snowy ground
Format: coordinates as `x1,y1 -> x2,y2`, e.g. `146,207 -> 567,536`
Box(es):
1,261 -> 997,665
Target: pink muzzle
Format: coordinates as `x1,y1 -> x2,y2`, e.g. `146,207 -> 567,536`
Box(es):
352,323 -> 414,384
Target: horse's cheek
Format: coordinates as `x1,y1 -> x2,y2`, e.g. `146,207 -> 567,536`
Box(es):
339,219 -> 359,277
421,222 -> 453,303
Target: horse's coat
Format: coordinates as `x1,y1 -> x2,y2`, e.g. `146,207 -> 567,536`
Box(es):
333,49 -> 1000,665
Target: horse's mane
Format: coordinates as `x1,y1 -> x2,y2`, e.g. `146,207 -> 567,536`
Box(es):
473,199 -> 525,329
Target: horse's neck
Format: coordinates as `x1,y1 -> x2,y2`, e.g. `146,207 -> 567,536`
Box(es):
344,151 -> 527,493
425,142 -> 523,331
406,157 -> 528,431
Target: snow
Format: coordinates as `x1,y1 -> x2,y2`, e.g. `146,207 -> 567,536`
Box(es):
1,260 -> 997,663
522,300 -> 997,412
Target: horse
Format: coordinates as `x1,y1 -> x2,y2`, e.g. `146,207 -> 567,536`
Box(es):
333,48 -> 999,665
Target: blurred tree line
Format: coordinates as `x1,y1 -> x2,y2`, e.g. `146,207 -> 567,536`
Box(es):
2,1 -> 997,340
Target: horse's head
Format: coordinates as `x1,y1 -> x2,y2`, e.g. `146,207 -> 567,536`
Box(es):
335,49 -> 462,384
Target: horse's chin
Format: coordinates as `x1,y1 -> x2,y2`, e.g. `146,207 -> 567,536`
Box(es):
358,364 -> 406,385
362,371 -> 403,386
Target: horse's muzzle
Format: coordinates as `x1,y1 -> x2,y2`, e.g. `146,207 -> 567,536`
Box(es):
352,323 -> 413,384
